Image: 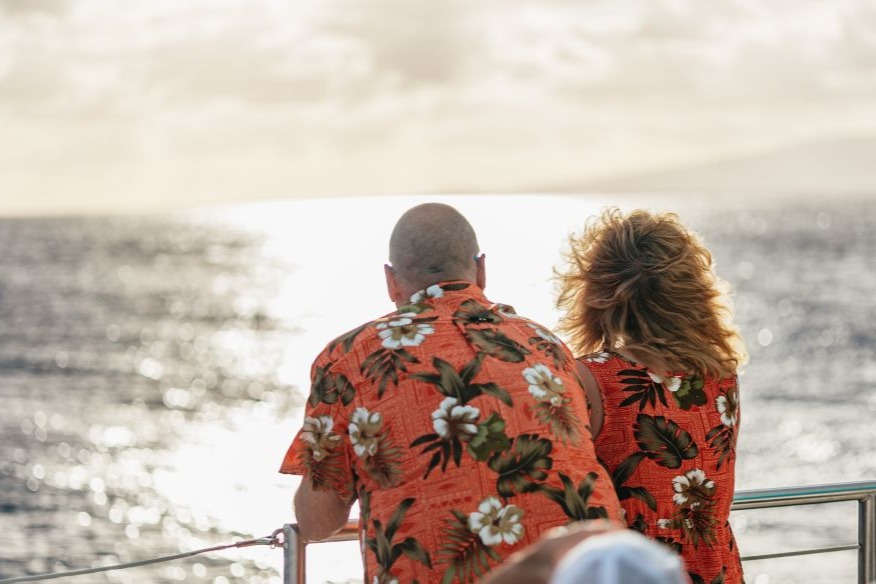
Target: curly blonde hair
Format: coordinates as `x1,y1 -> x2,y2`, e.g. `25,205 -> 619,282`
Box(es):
555,208 -> 746,378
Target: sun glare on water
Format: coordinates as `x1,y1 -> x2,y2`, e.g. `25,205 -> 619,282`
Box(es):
155,194 -> 616,579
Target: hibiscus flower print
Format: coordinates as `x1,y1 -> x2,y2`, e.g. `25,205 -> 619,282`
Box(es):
657,499 -> 719,548
527,323 -> 562,345
584,351 -> 611,363
376,313 -> 435,350
467,497 -> 525,546
523,363 -> 566,406
716,388 -> 739,427
658,469 -> 720,547
432,397 -> 480,441
349,407 -> 384,459
410,284 -> 444,303
300,415 -> 341,461
649,371 -> 682,393
672,469 -> 716,506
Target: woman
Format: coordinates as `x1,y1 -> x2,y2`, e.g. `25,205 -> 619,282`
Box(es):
555,208 -> 747,584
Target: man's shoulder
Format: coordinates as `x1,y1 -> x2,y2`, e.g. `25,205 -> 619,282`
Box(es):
490,303 -> 568,342
318,311 -> 396,362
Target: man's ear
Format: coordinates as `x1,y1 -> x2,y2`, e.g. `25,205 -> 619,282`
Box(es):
385,264 -> 402,305
476,253 -> 486,290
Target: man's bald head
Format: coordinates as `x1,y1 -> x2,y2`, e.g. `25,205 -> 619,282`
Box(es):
389,203 -> 480,291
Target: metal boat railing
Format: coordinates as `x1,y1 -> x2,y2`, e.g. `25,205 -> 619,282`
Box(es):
732,480 -> 876,580
281,479 -> 876,584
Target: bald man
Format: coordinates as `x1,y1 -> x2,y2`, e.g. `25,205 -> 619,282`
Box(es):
280,204 -> 622,584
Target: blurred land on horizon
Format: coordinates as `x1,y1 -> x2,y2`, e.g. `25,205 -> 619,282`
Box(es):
4,132 -> 875,217
569,135 -> 876,197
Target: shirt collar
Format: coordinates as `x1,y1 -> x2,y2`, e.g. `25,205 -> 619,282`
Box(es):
406,280 -> 487,307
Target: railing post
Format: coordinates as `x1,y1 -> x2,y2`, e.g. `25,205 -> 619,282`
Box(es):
283,524 -> 307,584
861,494 -> 876,584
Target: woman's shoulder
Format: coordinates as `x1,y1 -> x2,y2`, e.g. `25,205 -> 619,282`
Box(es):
697,370 -> 740,402
576,350 -> 655,381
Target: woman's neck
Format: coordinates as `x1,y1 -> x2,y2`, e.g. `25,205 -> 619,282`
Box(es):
613,347 -> 675,376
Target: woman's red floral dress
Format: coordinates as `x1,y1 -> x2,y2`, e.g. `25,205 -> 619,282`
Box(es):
581,351 -> 743,584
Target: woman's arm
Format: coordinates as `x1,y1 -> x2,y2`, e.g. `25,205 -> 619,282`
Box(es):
576,362 -> 604,438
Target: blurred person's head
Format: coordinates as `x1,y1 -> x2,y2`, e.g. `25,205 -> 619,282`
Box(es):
555,208 -> 746,378
385,203 -> 484,306
549,529 -> 686,584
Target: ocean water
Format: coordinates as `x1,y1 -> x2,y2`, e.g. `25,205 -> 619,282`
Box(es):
0,193 -> 874,584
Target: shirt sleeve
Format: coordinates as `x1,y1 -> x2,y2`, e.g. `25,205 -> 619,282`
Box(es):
279,347 -> 356,501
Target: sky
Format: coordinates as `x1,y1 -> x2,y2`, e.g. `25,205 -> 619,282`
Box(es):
1,0 -> 876,215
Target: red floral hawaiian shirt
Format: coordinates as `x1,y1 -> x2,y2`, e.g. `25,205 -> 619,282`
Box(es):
281,282 -> 622,584
583,351 -> 743,584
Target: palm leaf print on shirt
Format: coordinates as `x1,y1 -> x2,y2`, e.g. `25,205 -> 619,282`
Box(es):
452,299 -> 531,363
707,386 -> 739,469
689,567 -> 726,584
523,363 -> 582,444
438,509 -> 502,584
327,322 -> 371,355
539,472 -> 610,520
608,451 -> 658,511
526,324 -> 570,370
464,328 -> 531,363
309,366 -> 356,407
361,347 -> 420,397
618,368 -> 668,410
410,355 -> 513,477
364,496 -> 432,584
488,434 -> 553,498
453,299 -> 504,325
412,354 -> 513,406
634,414 -> 699,469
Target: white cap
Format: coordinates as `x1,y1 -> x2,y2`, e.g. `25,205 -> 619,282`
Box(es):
549,530 -> 686,584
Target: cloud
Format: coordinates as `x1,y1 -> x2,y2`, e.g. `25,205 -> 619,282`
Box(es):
4,0 -> 876,111
2,0 -> 876,214
320,1 -> 485,90
0,0 -> 68,17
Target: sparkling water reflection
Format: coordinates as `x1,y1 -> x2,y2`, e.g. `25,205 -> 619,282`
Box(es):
0,194 -> 873,584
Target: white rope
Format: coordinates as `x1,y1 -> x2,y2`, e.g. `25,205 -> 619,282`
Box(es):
0,530 -> 283,584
